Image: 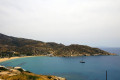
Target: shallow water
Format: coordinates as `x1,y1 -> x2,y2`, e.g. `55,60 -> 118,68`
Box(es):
0,48 -> 120,80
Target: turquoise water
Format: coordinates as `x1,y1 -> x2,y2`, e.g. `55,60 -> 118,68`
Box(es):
0,56 -> 120,80
0,48 -> 120,80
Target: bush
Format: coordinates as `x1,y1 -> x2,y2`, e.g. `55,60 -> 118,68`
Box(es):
0,67 -> 8,71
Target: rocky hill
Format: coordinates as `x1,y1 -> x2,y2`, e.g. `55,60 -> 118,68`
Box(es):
0,33 -> 113,57
0,66 -> 66,80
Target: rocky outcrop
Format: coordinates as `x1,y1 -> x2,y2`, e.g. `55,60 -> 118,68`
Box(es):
0,66 -> 66,80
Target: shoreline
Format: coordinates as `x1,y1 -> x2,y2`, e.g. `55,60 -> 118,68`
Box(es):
0,56 -> 35,63
0,53 -> 117,63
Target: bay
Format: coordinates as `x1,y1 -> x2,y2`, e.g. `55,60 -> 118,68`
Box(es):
0,48 -> 120,80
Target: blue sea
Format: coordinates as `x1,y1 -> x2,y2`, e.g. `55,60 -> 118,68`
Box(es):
0,48 -> 120,80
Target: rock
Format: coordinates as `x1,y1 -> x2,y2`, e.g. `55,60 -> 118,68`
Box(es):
0,66 -> 66,80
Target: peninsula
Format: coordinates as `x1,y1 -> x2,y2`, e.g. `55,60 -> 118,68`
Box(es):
0,33 -> 115,58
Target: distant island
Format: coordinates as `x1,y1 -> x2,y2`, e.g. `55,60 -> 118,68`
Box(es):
0,33 -> 115,58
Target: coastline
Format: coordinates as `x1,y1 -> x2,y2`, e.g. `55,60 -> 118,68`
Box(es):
0,53 -> 117,63
0,56 -> 34,63
0,56 -> 67,80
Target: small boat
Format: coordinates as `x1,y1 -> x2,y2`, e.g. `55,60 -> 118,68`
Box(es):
80,61 -> 85,63
80,56 -> 85,63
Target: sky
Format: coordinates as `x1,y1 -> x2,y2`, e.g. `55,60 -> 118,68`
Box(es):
0,0 -> 120,47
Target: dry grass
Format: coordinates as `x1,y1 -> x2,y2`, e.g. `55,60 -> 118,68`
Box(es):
0,74 -> 9,79
0,72 -> 64,80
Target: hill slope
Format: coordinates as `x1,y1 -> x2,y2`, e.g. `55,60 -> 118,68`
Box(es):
0,33 -> 112,57
0,66 -> 66,80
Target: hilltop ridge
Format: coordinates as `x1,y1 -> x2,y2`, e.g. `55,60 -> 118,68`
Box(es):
0,33 -> 114,57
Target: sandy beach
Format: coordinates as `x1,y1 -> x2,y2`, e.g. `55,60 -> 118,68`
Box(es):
0,56 -> 34,63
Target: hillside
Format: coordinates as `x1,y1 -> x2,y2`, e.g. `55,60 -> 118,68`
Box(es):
0,66 -> 66,80
0,33 -> 113,57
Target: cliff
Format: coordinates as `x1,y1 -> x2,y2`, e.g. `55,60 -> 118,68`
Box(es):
0,33 -> 113,57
